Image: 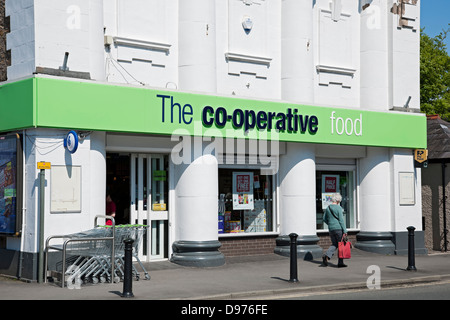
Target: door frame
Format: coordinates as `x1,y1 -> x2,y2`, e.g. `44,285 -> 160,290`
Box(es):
130,153 -> 170,261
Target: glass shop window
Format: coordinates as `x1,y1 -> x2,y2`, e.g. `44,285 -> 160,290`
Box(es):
0,135 -> 19,235
218,168 -> 274,234
316,170 -> 355,231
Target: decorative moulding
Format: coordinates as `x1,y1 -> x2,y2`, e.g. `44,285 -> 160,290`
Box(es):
113,36 -> 171,53
225,52 -> 272,66
315,64 -> 356,76
316,65 -> 356,88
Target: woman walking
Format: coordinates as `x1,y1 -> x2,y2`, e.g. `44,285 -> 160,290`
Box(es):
322,193 -> 348,268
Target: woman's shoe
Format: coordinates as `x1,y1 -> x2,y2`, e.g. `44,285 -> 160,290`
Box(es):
338,263 -> 347,268
322,255 -> 328,266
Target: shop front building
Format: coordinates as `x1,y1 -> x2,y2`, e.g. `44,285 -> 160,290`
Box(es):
0,0 -> 427,281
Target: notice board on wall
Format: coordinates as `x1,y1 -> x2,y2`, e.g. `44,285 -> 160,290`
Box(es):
51,165 -> 81,213
399,172 -> 415,205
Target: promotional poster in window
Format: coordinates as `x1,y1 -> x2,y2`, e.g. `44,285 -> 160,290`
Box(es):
232,172 -> 254,210
0,135 -> 17,234
321,174 -> 340,209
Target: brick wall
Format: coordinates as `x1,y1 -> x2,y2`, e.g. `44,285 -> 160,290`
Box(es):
219,232 -> 358,257
317,231 -> 357,248
219,235 -> 277,257
0,0 -> 9,82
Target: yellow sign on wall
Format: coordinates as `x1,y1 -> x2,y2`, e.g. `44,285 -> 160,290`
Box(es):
37,162 -> 51,170
414,149 -> 428,163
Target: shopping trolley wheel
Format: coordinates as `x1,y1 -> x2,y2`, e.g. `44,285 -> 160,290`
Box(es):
144,274 -> 151,280
113,276 -> 120,283
92,277 -> 99,284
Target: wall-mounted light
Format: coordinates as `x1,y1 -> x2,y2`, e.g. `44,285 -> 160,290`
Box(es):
242,16 -> 253,33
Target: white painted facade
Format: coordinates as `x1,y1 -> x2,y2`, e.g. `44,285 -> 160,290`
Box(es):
5,0 -> 420,109
1,0 -> 426,280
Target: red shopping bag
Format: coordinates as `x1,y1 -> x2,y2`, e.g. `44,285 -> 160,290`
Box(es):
338,237 -> 351,259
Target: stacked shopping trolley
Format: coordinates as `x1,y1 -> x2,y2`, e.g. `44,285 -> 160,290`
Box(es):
45,216 -> 150,288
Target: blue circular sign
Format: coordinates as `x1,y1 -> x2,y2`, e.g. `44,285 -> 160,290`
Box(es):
64,130 -> 79,154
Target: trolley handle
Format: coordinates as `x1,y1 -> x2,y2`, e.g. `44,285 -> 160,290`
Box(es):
94,215 -> 115,228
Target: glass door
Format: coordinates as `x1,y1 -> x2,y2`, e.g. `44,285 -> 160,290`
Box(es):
130,154 -> 169,261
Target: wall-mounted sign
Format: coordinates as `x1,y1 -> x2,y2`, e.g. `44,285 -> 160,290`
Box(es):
414,149 -> 428,168
51,165 -> 81,213
399,172 -> 415,205
414,149 -> 427,163
0,77 -> 427,150
37,162 -> 51,170
64,130 -> 78,154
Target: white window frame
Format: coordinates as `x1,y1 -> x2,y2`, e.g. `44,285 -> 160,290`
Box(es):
315,164 -> 358,233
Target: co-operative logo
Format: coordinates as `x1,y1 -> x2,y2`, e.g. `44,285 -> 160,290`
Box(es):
202,106 -> 319,135
64,130 -> 79,154
157,94 -> 319,135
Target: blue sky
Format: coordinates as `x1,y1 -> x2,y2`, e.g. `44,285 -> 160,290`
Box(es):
421,0 -> 450,51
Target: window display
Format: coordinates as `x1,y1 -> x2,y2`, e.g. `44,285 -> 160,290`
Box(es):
0,135 -> 18,235
218,168 -> 273,234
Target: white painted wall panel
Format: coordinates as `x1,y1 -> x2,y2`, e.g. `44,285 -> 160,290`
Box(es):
22,129 -> 103,252
117,0 -> 167,43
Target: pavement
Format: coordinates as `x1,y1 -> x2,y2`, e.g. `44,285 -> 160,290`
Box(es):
1,248 -> 450,301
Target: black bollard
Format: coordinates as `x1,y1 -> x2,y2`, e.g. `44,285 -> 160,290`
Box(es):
289,233 -> 299,282
122,238 -> 135,298
406,226 -> 417,271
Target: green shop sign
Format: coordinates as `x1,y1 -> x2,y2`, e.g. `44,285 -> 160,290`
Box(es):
0,76 -> 426,149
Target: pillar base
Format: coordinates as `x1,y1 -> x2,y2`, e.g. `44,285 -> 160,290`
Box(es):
274,235 -> 322,260
391,230 -> 428,255
354,231 -> 395,255
170,240 -> 225,267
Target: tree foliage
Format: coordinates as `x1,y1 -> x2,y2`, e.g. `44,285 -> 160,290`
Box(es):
420,25 -> 450,120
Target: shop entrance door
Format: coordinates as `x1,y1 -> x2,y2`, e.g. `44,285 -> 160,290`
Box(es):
130,154 -> 169,261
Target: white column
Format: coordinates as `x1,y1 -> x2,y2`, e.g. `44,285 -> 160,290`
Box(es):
390,149 -> 427,254
356,147 -> 395,254
178,0 -> 216,93
275,143 -> 322,259
281,0 -> 314,104
171,137 -> 224,267
175,153 -> 218,242
360,0 -> 390,110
